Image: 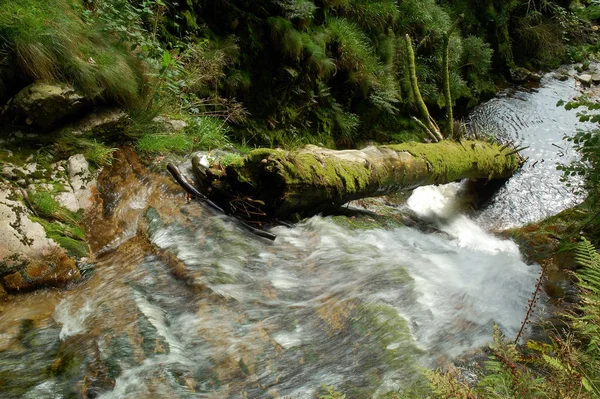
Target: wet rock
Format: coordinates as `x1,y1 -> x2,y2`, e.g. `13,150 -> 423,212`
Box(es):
1,250 -> 80,293
1,84 -> 91,130
0,184 -> 57,261
529,72 -> 542,82
3,271 -> 32,291
577,74 -> 593,87
509,67 -> 533,83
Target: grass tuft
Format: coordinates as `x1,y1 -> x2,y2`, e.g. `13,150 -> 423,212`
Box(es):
0,0 -> 147,107
135,117 -> 230,154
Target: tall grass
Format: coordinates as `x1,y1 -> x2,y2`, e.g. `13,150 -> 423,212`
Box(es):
0,0 -> 147,107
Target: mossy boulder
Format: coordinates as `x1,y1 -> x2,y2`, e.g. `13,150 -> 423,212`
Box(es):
1,83 -> 92,130
509,67 -> 534,83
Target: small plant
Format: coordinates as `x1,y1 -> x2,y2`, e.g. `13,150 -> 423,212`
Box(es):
0,0 -> 149,107
135,117 -> 231,154
81,140 -> 117,168
319,384 -> 346,399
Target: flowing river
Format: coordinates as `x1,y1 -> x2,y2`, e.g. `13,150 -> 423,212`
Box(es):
0,71 -> 592,398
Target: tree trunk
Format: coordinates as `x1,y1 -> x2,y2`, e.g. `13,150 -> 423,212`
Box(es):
405,35 -> 443,142
203,140 -> 522,220
443,15 -> 463,138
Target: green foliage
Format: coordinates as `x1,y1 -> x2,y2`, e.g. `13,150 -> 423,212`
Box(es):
515,11 -> 566,67
326,17 -> 381,90
461,36 -> 493,80
135,116 -> 230,154
0,0 -> 148,107
572,238 -> 600,363
53,132 -> 117,170
342,0 -> 400,32
276,0 -> 317,20
557,97 -> 600,199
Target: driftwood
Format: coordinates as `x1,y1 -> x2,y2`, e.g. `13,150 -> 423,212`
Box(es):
198,140 -> 522,220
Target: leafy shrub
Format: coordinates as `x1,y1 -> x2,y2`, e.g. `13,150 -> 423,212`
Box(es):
557,97 -> 600,199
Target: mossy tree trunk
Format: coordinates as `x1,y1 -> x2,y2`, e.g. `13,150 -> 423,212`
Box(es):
203,141 -> 522,220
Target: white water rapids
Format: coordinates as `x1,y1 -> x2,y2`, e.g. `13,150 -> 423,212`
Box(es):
44,184 -> 539,398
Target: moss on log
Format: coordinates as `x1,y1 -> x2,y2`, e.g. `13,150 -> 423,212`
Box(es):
209,140 -> 522,219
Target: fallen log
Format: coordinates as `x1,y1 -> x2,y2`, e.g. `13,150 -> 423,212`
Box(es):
201,140 -> 523,220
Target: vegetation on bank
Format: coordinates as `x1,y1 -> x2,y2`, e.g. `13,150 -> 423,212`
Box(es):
1,0 -> 599,153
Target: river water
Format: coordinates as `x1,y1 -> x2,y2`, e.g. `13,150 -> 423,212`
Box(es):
0,72 -> 591,398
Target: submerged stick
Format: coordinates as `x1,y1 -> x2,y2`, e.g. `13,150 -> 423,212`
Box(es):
505,146 -> 529,157
167,163 -> 277,241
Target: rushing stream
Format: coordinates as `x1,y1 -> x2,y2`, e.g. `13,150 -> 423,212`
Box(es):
0,71 -> 590,398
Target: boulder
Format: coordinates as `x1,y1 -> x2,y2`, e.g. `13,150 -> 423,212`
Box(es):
0,183 -> 83,294
0,184 -> 57,261
529,72 -> 542,82
577,74 -> 593,87
592,74 -> 600,85
68,107 -> 128,136
509,67 -> 532,83
1,83 -> 91,130
68,154 -> 94,211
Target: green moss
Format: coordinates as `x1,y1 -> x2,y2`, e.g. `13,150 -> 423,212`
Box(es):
330,213 -> 404,230
29,201 -> 88,258
387,140 -> 522,184
51,236 -> 89,258
135,117 -> 230,154
225,141 -> 520,219
28,192 -> 82,225
509,202 -> 597,268
28,191 -> 60,218
279,151 -> 375,195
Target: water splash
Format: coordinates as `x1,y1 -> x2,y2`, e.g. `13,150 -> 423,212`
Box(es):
53,299 -> 93,340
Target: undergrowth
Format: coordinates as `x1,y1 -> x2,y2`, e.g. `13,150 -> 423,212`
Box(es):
135,116 -> 231,154
0,0 -> 148,107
